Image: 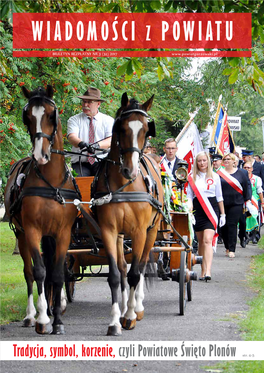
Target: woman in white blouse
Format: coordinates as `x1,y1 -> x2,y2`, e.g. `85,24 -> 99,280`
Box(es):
187,151 -> 225,281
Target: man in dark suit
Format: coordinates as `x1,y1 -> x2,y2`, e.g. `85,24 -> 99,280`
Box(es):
159,138 -> 184,280
160,138 -> 182,181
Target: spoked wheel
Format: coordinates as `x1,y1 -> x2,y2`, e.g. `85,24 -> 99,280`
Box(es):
65,255 -> 76,303
65,279 -> 76,303
187,279 -> 192,302
179,251 -> 187,315
187,252 -> 193,302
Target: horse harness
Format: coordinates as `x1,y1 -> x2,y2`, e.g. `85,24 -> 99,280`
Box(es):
91,104 -> 162,232
113,108 -> 156,167
22,92 -> 59,146
8,157 -> 81,233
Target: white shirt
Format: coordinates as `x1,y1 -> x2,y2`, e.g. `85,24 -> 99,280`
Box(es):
67,111 -> 114,163
161,157 -> 176,179
187,172 -> 223,202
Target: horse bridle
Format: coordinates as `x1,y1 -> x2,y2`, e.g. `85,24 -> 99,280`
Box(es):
114,109 -> 156,165
22,94 -> 59,147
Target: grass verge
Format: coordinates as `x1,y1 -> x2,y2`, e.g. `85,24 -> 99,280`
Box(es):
0,222 -> 38,324
0,221 -> 101,324
204,235 -> 264,372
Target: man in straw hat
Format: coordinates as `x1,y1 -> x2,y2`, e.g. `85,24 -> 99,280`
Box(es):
67,87 -> 114,176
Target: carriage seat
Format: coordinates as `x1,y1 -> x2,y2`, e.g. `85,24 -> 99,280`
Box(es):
74,176 -> 94,207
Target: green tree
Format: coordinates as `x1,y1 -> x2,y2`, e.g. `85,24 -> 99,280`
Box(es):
1,0 -> 264,198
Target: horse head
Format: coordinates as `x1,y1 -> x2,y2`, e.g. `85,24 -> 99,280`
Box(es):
113,92 -> 155,180
22,85 -> 59,165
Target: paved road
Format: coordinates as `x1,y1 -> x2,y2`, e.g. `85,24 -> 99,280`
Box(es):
1,233 -> 263,372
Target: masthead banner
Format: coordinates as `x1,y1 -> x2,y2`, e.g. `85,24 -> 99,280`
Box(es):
13,12 -> 252,57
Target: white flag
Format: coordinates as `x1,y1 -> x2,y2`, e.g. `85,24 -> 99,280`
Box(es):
176,121 -> 203,174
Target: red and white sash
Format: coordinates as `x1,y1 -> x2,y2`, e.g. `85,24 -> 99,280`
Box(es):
250,196 -> 259,210
249,176 -> 260,209
188,174 -> 218,230
188,174 -> 219,251
217,168 -> 243,195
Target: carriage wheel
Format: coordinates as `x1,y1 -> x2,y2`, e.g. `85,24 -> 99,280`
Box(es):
179,251 -> 187,315
64,255 -> 76,303
187,252 -> 193,302
65,279 -> 76,303
187,280 -> 192,302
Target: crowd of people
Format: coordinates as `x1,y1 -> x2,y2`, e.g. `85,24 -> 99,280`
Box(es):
66,85 -> 263,283
161,143 -> 264,281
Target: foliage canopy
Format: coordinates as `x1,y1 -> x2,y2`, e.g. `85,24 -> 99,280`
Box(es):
1,0 -> 264,199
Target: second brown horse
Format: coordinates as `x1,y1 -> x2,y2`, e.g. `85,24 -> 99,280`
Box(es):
94,93 -> 164,336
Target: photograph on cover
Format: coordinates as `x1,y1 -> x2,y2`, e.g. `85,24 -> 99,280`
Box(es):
1,1 -> 264,372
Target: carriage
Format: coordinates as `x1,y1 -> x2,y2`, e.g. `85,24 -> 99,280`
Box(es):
65,174 -> 202,317
4,85 -> 202,336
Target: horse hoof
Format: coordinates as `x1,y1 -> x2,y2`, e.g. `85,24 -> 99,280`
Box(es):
107,325 -> 122,336
52,324 -> 65,335
136,310 -> 144,321
23,318 -> 36,327
122,318 -> 136,330
35,322 -> 52,334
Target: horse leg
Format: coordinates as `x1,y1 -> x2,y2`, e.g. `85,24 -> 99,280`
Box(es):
117,235 -> 128,320
135,227 -> 159,321
25,230 -> 52,334
42,237 -> 54,317
42,236 -> 67,317
60,288 -> 67,314
122,232 -> 146,330
17,234 -> 36,327
102,231 -> 122,336
50,234 -> 70,335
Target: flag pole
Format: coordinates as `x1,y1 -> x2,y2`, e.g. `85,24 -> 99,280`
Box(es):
175,107 -> 200,143
217,102 -> 229,156
211,94 -> 222,147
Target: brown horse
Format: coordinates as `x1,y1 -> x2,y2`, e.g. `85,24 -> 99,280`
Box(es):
94,93 -> 164,336
4,85 -> 79,334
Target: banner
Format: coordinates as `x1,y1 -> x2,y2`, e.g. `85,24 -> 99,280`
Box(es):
176,120 -> 203,174
211,100 -> 235,155
13,12 -> 252,57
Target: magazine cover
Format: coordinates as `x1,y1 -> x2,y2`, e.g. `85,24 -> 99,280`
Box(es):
1,1 -> 264,372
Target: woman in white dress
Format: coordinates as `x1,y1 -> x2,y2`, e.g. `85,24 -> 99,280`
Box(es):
187,151 -> 225,281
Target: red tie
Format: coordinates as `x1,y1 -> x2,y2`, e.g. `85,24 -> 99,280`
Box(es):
87,117 -> 95,165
